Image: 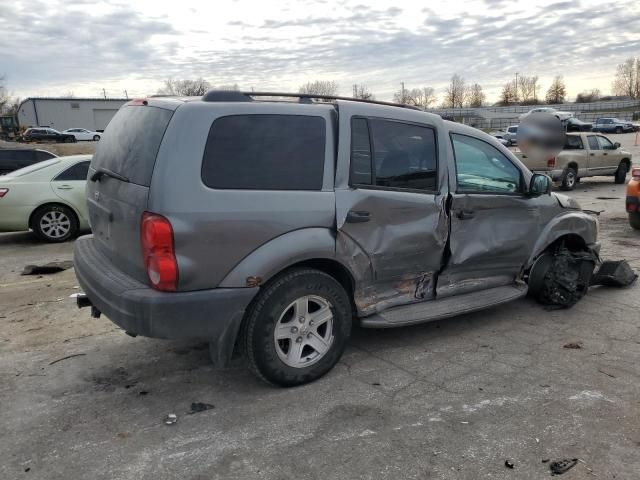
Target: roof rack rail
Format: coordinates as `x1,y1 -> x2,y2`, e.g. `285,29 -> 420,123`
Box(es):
201,90 -> 422,110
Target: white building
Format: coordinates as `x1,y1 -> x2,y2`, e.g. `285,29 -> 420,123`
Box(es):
17,97 -> 129,131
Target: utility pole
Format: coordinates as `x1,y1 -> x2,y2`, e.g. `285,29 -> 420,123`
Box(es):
401,82 -> 405,103
353,84 -> 356,98
124,90 -> 128,99
514,72 -> 519,103
102,88 -> 107,100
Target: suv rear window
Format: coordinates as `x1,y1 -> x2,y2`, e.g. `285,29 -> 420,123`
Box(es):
201,115 -> 325,190
91,105 -> 173,186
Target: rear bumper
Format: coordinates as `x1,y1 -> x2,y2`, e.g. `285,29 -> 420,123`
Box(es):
73,235 -> 258,359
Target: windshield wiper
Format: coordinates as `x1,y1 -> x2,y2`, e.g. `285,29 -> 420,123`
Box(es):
90,167 -> 129,183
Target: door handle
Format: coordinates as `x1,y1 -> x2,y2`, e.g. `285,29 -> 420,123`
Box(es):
455,209 -> 475,220
346,210 -> 371,223
57,185 -> 73,190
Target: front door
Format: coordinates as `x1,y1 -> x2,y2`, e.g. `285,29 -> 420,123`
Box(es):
50,160 -> 91,221
439,133 -> 545,297
596,135 -> 622,173
335,108 -> 449,315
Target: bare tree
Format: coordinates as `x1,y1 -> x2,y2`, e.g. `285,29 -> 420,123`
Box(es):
545,76 -> 567,104
352,84 -> 374,100
392,83 -> 409,104
518,75 -> 539,104
497,80 -> 517,106
612,57 -> 640,99
158,77 -> 211,96
406,87 -> 436,108
467,83 -> 485,107
0,75 -> 8,113
298,80 -> 339,96
575,88 -> 601,103
444,74 -> 466,108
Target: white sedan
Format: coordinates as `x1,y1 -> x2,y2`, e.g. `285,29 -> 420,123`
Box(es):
0,155 -> 91,242
62,128 -> 101,141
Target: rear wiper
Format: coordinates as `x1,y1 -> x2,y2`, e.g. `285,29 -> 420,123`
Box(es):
90,167 -> 129,183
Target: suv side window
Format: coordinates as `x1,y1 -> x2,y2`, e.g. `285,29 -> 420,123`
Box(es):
202,114 -> 325,190
350,118 -> 437,192
452,133 -> 522,194
54,161 -> 90,181
565,136 -> 584,150
587,136 -> 600,150
596,136 -> 614,150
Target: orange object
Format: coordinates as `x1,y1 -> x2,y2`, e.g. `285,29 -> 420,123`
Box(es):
626,167 -> 640,229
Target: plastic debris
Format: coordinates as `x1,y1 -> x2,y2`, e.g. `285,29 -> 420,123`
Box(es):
563,342 -> 582,349
21,261 -> 73,275
189,402 -> 214,414
163,414 -> 178,425
504,460 -> 514,469
550,458 -> 578,475
590,260 -> 638,287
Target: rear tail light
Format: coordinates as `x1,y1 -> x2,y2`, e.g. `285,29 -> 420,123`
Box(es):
547,157 -> 556,169
0,188 -> 8,198
141,212 -> 178,291
632,168 -> 640,180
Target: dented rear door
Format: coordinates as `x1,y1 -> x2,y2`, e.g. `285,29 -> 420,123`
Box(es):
334,102 -> 449,315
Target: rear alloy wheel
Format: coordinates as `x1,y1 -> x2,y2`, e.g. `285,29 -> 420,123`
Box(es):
32,205 -> 78,242
93,135 -> 100,141
615,127 -> 623,134
630,212 -> 640,230
615,162 -> 628,184
560,167 -> 577,191
242,268 -> 351,387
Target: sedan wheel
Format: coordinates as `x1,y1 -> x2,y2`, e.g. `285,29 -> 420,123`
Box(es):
33,205 -> 78,242
93,135 -> 100,141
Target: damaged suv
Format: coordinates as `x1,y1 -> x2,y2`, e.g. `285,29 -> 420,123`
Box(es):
74,92 -> 599,386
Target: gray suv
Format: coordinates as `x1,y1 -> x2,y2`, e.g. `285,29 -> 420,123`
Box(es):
74,92 -> 599,386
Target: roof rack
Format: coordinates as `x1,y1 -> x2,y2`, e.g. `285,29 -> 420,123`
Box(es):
201,90 -> 422,111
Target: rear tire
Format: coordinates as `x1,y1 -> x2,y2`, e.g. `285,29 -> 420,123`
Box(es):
615,127 -> 623,134
630,212 -> 640,230
560,167 -> 577,191
615,162 -> 628,184
32,205 -> 78,242
242,268 -> 352,387
93,135 -> 100,141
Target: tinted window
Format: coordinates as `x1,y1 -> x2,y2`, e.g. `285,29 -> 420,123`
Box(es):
587,136 -> 600,150
10,150 -> 37,161
351,119 -> 437,191
55,161 -> 90,181
350,118 -> 372,185
452,134 -> 521,193
565,136 -> 584,150
202,114 -> 325,190
36,150 -> 55,161
596,136 -> 613,149
91,105 -> 173,186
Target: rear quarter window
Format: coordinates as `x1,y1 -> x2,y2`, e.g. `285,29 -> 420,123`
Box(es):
201,114 -> 326,190
91,105 -> 173,186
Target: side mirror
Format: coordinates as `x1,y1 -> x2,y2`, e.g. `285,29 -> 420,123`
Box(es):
613,142 -> 621,149
529,174 -> 552,196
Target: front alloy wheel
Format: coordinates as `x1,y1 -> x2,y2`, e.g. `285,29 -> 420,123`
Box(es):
32,205 -> 78,242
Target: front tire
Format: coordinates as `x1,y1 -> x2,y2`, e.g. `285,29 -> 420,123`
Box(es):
93,135 -> 100,141
615,127 -> 623,134
615,162 -> 628,184
560,167 -> 577,191
32,205 -> 78,242
630,212 -> 640,230
242,268 -> 352,387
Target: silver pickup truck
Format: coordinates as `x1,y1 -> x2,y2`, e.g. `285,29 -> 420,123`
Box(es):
515,132 -> 633,190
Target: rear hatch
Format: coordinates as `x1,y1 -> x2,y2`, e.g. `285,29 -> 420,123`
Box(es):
86,101 -> 176,283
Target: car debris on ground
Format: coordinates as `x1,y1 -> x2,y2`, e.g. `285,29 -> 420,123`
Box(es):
188,402 -> 214,414
21,260 -> 73,275
549,458 -> 578,475
163,414 -> 178,425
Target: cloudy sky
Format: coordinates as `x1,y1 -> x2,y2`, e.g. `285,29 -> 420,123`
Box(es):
1,0 -> 639,103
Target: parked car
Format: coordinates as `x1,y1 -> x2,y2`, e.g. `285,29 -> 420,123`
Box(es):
515,132 -> 632,190
0,148 -> 57,175
566,117 -> 592,132
520,107 -> 574,122
73,93 -> 599,386
23,128 -> 77,143
0,155 -> 91,242
63,128 -> 101,141
626,166 -> 640,230
592,117 -> 634,134
489,132 -> 510,146
503,125 -> 518,145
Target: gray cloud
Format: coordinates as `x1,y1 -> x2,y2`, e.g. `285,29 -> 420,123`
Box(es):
1,0 -> 639,100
